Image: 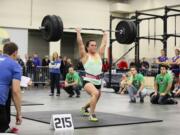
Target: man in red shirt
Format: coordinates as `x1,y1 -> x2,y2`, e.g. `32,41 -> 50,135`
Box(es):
117,57 -> 128,70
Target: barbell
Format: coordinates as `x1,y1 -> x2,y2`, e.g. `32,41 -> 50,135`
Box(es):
39,15 -> 137,44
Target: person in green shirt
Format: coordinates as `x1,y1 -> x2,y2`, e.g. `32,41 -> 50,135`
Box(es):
64,67 -> 82,98
150,65 -> 178,104
127,66 -> 146,103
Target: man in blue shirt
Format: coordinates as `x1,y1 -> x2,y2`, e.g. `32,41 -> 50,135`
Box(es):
0,42 -> 22,133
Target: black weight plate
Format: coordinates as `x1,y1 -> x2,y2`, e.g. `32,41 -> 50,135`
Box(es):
126,21 -> 136,44
130,21 -> 137,43
51,15 -> 63,41
41,15 -> 54,41
126,21 -> 135,44
115,21 -> 132,44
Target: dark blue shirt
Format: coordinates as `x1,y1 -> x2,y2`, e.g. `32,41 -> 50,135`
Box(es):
33,57 -> 41,67
0,55 -> 21,105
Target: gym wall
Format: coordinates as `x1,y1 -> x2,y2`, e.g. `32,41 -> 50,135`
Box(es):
127,0 -> 180,59
28,30 -> 49,58
3,28 -> 28,59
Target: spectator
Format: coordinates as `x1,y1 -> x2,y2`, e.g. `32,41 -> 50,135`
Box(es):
156,49 -> 168,64
26,56 -> 35,79
127,66 -> 146,103
140,57 -> 149,69
118,73 -> 129,94
32,53 -> 41,87
64,58 -> 73,79
17,55 -> 25,68
170,49 -> 180,78
42,55 -> 50,67
102,58 -> 109,72
64,67 -> 82,98
17,55 -> 25,75
32,53 -> 41,67
129,60 -> 135,68
150,65 -> 178,105
76,60 -> 85,71
156,49 -> 168,73
116,57 -> 128,70
49,52 -> 61,96
60,56 -> 67,80
140,57 -> 150,75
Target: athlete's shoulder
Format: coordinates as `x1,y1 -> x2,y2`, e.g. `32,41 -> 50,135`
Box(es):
138,73 -> 144,78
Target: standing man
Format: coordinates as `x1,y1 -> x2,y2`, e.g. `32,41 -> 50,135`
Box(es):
127,66 -> 146,103
0,42 -> 22,132
150,65 -> 178,105
64,67 -> 82,98
76,28 -> 107,122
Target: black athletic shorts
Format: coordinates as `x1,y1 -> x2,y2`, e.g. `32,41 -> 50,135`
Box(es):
83,81 -> 101,90
0,105 -> 9,132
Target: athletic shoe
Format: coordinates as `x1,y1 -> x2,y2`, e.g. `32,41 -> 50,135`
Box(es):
80,107 -> 90,116
140,98 -> 144,103
5,127 -> 18,133
76,95 -> 80,98
56,93 -> 60,96
89,114 -> 98,122
49,93 -> 54,96
129,98 -> 136,103
69,93 -> 74,98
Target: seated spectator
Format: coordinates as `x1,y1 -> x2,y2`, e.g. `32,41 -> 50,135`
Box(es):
64,58 -> 73,79
76,60 -> 84,71
175,87 -> 180,96
127,66 -> 147,103
140,57 -> 149,69
140,57 -> 150,75
156,49 -> 169,65
64,67 -> 82,98
169,49 -> 180,79
102,58 -> 109,72
118,73 -> 129,94
117,57 -> 128,70
156,49 -> 169,73
173,74 -> 180,97
129,61 -> 135,68
150,65 -> 178,105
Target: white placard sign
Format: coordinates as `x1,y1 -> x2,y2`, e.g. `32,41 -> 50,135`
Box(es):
20,76 -> 31,87
50,114 -> 74,132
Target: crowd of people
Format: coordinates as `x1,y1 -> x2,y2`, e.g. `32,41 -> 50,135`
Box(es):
0,31 -> 179,133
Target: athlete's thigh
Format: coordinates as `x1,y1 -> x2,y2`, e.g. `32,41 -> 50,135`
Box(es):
84,82 -> 99,95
